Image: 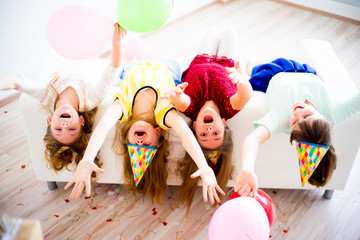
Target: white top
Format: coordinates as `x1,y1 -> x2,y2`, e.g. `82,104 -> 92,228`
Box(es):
254,72 -> 360,136
18,64 -> 118,112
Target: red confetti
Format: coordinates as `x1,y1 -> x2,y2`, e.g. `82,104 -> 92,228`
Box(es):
152,207 -> 157,215
162,221 -> 167,226
91,207 -> 97,210
21,165 -> 26,168
106,218 -> 112,222
64,199 -> 70,203
54,214 -> 59,218
85,196 -> 91,199
272,190 -> 277,194
4,111 -> 8,113
283,229 -> 288,233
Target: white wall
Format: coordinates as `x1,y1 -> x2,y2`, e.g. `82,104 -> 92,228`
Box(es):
0,0 -> 214,100
283,0 -> 360,21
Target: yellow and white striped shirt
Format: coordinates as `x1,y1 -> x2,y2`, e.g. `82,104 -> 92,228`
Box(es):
113,61 -> 176,130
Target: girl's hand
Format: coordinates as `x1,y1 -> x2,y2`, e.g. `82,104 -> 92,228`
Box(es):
226,61 -> 249,87
0,75 -> 23,90
112,23 -> 127,42
64,160 -> 104,199
160,82 -> 190,111
160,82 -> 188,101
190,166 -> 225,204
234,169 -> 258,198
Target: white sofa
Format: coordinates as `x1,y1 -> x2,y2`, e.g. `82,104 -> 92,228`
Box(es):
20,39 -> 360,199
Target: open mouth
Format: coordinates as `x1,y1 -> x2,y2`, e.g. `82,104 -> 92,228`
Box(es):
60,113 -> 71,118
294,106 -> 304,111
135,131 -> 145,137
204,115 -> 213,124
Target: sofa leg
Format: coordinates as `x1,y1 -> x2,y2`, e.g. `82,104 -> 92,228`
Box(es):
323,190 -> 334,199
47,181 -> 58,191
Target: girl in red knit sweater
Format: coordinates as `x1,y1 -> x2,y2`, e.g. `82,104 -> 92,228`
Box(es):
161,29 -> 253,209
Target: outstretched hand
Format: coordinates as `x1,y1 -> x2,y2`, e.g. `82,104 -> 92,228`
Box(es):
160,82 -> 190,111
113,23 -> 127,42
234,169 -> 258,198
0,75 -> 23,91
191,166 -> 225,205
160,82 -> 188,101
64,160 -> 104,199
226,61 -> 250,86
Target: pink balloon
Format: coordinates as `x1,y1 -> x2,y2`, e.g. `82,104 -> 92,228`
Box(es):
124,36 -> 146,60
209,197 -> 270,240
47,5 -> 113,60
230,189 -> 276,227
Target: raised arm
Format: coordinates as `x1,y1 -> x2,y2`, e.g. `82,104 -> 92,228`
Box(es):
111,23 -> 127,68
88,24 -> 127,109
64,100 -> 123,199
226,61 -> 253,110
165,109 -> 225,204
234,125 -> 270,197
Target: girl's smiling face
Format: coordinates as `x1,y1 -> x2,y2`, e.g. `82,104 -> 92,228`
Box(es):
127,120 -> 162,147
193,106 -> 226,150
47,104 -> 84,144
289,102 -> 325,130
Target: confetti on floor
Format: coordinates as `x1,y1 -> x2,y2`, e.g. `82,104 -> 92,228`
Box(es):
152,208 -> 157,215
21,165 -> 26,168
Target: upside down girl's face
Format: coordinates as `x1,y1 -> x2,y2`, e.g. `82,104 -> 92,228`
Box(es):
290,102 -> 325,130
193,106 -> 226,150
47,104 -> 84,144
127,120 -> 162,147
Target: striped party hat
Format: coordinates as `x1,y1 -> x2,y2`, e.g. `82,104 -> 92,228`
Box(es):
296,140 -> 329,187
127,144 -> 158,186
208,150 -> 220,165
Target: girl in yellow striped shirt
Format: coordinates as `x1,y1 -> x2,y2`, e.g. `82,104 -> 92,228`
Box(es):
65,24 -> 224,204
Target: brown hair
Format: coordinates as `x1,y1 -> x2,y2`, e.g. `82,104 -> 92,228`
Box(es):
113,117 -> 169,204
290,118 -> 337,187
42,73 -> 102,179
177,126 -> 234,210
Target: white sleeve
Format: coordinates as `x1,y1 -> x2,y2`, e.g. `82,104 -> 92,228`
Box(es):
86,64 -> 120,110
17,74 -> 46,101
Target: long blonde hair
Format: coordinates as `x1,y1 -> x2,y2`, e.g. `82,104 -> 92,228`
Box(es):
177,126 -> 234,210
42,73 -> 102,179
113,117 -> 169,204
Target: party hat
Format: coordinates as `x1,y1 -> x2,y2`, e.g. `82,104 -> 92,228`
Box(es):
296,140 -> 329,187
208,150 -> 220,165
127,144 -> 158,186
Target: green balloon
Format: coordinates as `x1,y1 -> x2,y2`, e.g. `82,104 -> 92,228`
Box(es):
117,0 -> 172,33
